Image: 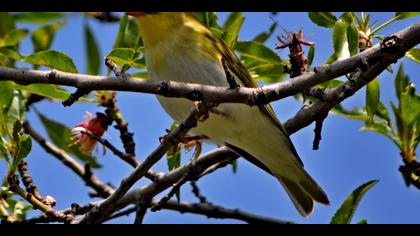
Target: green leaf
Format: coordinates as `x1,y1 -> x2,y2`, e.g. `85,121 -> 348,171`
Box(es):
347,22 -> 359,56
375,101 -> 391,125
332,18 -> 350,60
9,121 -> 31,172
356,219 -> 368,224
221,13 -> 244,49
37,112 -> 101,168
4,91 -> 26,137
2,29 -> 29,47
31,22 -> 65,53
394,64 -> 408,101
325,53 -> 338,64
331,104 -> 367,122
236,41 -> 283,64
361,122 -> 400,148
0,82 -> 14,136
13,12 -> 65,24
12,84 -> 94,103
253,22 -> 277,43
0,47 -> 23,60
166,122 -> 181,202
405,48 -> 420,64
84,23 -> 101,75
319,79 -> 343,88
193,12 -> 220,28
0,13 -> 15,38
400,83 -> 420,131
248,63 -> 287,83
113,14 -> 142,49
23,50 -> 78,73
223,12 -> 242,30
12,135 -> 32,170
307,44 -> 315,67
106,47 -> 142,69
308,12 -> 337,28
131,71 -> 148,79
394,12 -> 420,20
366,77 -> 380,124
330,180 -> 378,224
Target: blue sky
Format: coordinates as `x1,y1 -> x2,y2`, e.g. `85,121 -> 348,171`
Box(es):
1,12 -> 419,224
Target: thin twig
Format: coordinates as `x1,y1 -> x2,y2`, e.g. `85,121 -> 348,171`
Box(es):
153,200 -> 293,224
150,163 -> 195,212
17,160 -> 42,200
23,122 -> 115,198
190,181 -> 208,204
76,102 -> 215,224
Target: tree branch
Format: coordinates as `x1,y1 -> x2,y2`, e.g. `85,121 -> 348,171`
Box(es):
75,102 -> 215,224
0,23 -> 417,108
155,200 -> 294,224
23,122 -> 115,198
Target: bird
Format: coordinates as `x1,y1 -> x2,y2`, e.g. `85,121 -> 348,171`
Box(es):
130,12 -> 329,216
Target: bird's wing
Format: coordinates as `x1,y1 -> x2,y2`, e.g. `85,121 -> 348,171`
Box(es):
209,32 -> 304,166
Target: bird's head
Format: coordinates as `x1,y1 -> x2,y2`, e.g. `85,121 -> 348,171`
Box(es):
127,12 -> 205,46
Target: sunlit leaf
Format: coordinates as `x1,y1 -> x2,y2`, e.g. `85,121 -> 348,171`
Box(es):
223,12 -> 242,30
375,101 -> 391,125
318,79 -> 343,88
0,13 -> 15,37
331,104 -> 367,122
307,44 -> 315,67
166,121 -> 181,201
357,219 -> 368,224
113,14 -> 142,49
394,64 -> 408,101
253,22 -> 277,43
332,17 -> 350,60
366,77 -> 380,124
193,12 -> 220,28
361,122 -> 400,148
84,23 -> 101,75
12,84 -> 95,103
394,12 -> 420,20
0,47 -> 23,60
23,50 -> 78,73
2,29 -> 29,47
405,48 -> 420,64
347,22 -> 359,56
308,12 -> 337,28
31,22 -> 65,53
11,134 -> 32,172
4,91 -> 26,137
330,180 -> 378,224
106,47 -> 144,69
236,41 -> 282,64
13,12 -> 65,24
222,13 -> 244,49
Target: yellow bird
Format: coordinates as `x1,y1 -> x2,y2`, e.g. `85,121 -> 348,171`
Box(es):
131,12 -> 329,216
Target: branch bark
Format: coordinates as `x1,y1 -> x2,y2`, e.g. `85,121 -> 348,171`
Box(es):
0,23 -> 417,108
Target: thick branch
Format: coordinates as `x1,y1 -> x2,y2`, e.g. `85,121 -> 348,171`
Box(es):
284,53 -> 393,134
0,23 -> 417,107
117,147 -> 238,213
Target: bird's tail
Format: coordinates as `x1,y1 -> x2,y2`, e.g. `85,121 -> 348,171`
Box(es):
276,169 -> 329,217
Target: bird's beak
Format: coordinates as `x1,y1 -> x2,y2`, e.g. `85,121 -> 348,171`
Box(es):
127,12 -> 145,17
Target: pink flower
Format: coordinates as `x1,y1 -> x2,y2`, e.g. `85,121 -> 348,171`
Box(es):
71,112 -> 111,155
